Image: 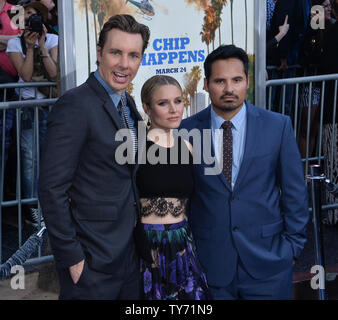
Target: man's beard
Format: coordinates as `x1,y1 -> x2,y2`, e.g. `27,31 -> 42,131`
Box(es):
213,103 -> 241,112
212,93 -> 242,112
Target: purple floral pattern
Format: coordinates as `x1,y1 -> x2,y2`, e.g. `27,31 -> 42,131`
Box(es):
140,220 -> 209,300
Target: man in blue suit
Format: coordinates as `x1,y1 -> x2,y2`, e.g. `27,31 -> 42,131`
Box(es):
180,45 -> 309,300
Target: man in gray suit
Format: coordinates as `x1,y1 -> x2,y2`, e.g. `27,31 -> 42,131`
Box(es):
38,15 -> 150,300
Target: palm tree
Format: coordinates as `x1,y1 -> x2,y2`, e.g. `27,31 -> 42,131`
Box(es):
205,5 -> 217,50
212,0 -> 227,46
182,88 -> 190,116
201,28 -> 211,54
97,0 -> 110,29
190,66 -> 202,92
183,66 -> 202,115
210,1 -> 219,45
90,0 -> 99,45
201,5 -> 216,53
182,88 -> 190,108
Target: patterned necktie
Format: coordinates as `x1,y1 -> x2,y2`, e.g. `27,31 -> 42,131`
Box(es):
117,95 -> 138,158
221,121 -> 233,187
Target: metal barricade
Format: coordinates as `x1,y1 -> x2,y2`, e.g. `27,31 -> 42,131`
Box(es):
267,74 -> 338,300
307,165 -> 327,300
0,82 -> 57,267
266,73 -> 338,177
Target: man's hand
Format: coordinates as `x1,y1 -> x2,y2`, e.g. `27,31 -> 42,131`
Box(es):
69,259 -> 85,284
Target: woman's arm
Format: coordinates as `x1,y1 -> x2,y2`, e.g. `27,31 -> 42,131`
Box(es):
0,35 -> 20,50
8,31 -> 39,82
0,35 -> 20,42
40,45 -> 58,80
39,25 -> 58,80
275,15 -> 289,43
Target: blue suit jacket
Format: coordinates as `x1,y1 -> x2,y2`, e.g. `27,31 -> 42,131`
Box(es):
180,102 -> 309,287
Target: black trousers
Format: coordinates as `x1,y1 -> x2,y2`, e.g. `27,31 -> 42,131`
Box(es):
57,244 -> 140,300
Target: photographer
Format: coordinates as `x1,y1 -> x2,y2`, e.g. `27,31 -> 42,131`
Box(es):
6,1 -> 58,228
33,0 -> 58,34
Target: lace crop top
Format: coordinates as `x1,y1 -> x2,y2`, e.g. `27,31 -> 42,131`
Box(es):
136,136 -> 194,218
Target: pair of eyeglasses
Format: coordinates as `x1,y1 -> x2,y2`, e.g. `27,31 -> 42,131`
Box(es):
323,3 -> 331,9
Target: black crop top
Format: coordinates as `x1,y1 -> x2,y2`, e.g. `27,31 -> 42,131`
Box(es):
136,136 -> 194,218
137,136 -> 194,197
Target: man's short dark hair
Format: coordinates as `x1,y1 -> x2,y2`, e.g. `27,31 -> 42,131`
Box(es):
204,45 -> 249,83
97,14 -> 150,54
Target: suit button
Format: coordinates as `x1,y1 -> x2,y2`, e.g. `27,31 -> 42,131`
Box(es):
233,227 -> 239,232
133,202 -> 137,206
232,197 -> 237,201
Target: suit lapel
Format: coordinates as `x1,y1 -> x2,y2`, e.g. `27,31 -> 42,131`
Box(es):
86,73 -> 125,130
233,102 -> 260,193
86,73 -> 145,172
102,100 -> 125,130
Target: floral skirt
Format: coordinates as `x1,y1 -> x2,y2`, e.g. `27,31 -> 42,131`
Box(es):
139,219 -> 209,300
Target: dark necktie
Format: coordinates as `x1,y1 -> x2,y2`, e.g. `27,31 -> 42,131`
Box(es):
221,121 -> 233,187
117,95 -> 138,157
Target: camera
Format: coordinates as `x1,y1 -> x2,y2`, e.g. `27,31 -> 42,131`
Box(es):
26,14 -> 43,36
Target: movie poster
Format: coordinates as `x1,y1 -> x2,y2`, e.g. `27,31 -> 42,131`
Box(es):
73,0 -> 255,118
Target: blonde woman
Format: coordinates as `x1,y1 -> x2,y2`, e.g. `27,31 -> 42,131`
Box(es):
135,75 -> 209,300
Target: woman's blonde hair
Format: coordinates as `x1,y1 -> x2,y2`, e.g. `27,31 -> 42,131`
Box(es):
141,75 -> 182,107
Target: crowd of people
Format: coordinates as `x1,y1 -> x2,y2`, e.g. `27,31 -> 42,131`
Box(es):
0,0 -> 58,226
0,0 -> 337,301
266,0 -> 338,225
